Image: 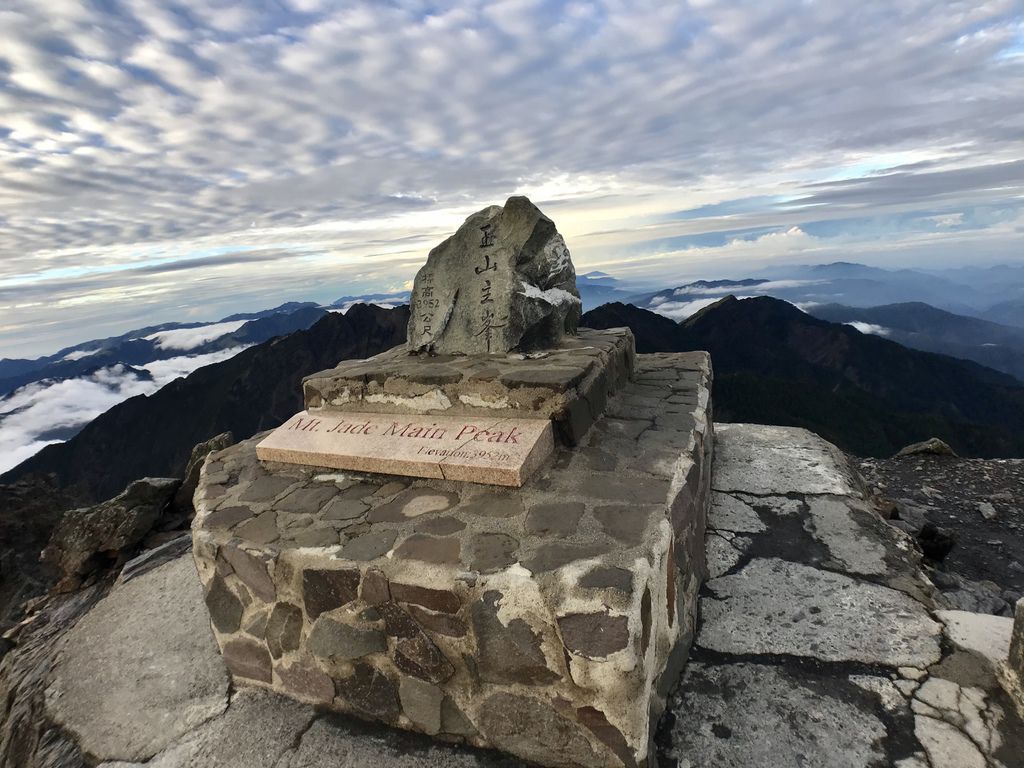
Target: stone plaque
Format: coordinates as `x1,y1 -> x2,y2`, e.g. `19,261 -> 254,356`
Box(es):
256,411 -> 554,487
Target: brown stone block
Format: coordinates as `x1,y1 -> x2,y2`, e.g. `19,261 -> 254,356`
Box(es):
302,568 -> 360,619
277,660 -> 334,704
265,602 -> 303,659
390,583 -> 461,614
558,611 -> 630,659
337,663 -> 400,724
360,568 -> 390,605
223,638 -> 272,683
407,605 -> 467,638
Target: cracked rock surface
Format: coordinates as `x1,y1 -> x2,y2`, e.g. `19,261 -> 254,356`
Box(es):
660,423 -> 1024,768
46,555 -> 229,762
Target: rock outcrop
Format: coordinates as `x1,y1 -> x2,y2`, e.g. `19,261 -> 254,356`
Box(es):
897,437 -> 958,457
169,431 -> 234,525
662,423 -> 1024,768
407,196 -> 581,355
859,452 -> 1024,616
41,478 -> 179,588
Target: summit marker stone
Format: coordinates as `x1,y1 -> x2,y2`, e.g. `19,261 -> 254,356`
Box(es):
407,196 -> 581,355
192,201 -> 713,768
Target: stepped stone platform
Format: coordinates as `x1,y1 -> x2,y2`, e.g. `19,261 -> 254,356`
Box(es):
302,327 -> 634,446
190,350 -> 713,768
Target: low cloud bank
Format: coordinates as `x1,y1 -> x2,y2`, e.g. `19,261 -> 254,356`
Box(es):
846,322 -> 892,337
651,297 -> 748,321
0,346 -> 247,474
145,320 -> 249,350
671,279 -> 821,297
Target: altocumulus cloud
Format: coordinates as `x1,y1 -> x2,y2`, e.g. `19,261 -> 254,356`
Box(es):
0,347 -> 247,473
1,0 -> 1023,357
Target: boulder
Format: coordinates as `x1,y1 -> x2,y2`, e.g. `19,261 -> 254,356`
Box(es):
896,438 -> 957,457
169,431 -> 234,524
42,477 -> 180,583
407,196 -> 581,355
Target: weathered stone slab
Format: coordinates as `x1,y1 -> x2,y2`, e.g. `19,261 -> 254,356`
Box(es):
256,411 -> 554,487
712,423 -> 858,496
46,557 -> 229,762
406,196 -> 581,355
192,352 -> 715,768
303,328 -> 634,446
664,662 -> 890,768
699,557 -> 943,668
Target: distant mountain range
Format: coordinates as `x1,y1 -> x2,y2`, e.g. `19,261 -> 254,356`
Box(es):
806,302 -> 1024,383
630,262 -> 1024,328
582,297 -> 1024,458
575,271 -> 635,310
2,260 -> 1022,483
0,302 -> 329,397
2,304 -> 410,503
982,298 -> 1024,328
7,294 -> 1024,512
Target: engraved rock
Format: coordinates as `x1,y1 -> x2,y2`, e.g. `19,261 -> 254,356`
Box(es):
407,196 -> 581,355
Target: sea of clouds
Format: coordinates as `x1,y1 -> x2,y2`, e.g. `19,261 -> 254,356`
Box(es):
145,320 -> 249,350
0,346 -> 247,474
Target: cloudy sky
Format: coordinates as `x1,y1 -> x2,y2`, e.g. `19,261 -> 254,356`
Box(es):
2,0 -> 1023,358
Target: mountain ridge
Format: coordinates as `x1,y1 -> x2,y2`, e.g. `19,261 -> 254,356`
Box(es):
583,297 -> 1024,457
0,305 -> 329,398
807,301 -> 1024,382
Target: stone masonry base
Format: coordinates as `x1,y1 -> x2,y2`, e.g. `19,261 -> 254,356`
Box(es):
191,351 -> 712,768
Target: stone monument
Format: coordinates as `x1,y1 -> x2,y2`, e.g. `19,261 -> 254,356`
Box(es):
407,195 -> 581,355
191,196 -> 714,768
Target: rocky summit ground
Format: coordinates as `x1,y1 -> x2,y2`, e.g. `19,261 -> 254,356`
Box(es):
860,454 -> 1024,616
1,424 -> 1022,768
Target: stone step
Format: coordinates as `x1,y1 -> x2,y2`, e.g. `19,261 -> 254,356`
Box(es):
302,328 -> 636,446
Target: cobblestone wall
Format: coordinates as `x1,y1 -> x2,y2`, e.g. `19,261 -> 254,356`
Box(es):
191,351 -> 712,768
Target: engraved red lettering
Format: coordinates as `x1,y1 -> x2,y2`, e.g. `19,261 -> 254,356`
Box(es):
456,425 -> 478,441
